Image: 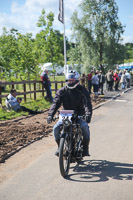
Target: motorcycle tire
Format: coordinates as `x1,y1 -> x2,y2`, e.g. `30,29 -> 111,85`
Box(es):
59,136 -> 71,178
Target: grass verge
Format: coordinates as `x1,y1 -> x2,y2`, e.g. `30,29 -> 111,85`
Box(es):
0,97 -> 51,121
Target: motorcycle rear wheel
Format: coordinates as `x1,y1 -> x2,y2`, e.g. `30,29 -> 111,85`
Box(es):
59,137 -> 71,178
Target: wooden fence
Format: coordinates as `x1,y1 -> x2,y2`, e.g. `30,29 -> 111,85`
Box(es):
0,80 -> 65,105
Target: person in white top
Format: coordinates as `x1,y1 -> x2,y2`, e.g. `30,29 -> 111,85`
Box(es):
120,71 -> 127,89
125,70 -> 131,88
6,89 -> 41,114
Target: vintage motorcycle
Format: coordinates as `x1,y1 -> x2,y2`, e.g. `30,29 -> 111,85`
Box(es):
54,110 -> 84,178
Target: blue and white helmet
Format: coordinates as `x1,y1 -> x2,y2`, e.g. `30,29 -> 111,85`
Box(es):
65,70 -> 80,89
65,70 -> 79,81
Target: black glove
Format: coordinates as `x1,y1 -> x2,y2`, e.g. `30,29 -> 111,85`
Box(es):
47,116 -> 53,124
85,115 -> 91,123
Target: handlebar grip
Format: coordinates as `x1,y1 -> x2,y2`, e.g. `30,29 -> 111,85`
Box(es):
53,116 -> 59,121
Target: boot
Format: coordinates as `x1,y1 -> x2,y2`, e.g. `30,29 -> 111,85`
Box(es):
55,139 -> 60,157
83,139 -> 90,157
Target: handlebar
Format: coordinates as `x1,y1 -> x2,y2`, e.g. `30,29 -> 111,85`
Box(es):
53,115 -> 59,121
52,113 -> 85,122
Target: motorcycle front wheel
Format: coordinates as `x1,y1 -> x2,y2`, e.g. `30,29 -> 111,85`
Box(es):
59,136 -> 71,178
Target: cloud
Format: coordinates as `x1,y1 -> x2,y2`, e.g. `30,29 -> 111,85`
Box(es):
129,15 -> 133,24
0,0 -> 132,44
0,0 -> 82,37
122,35 -> 133,43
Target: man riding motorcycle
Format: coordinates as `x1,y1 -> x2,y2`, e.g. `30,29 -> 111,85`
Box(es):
47,70 -> 92,157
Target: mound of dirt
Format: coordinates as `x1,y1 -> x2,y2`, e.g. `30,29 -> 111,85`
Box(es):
0,96 -> 105,163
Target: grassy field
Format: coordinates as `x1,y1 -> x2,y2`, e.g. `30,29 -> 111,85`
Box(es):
0,75 -> 65,121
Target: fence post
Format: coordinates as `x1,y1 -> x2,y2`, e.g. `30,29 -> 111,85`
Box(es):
55,81 -> 57,92
0,80 -> 65,103
0,85 -> 2,104
23,83 -> 26,102
12,82 -> 14,89
42,84 -> 44,97
85,76 -> 88,89
61,81 -> 63,87
34,82 -> 36,100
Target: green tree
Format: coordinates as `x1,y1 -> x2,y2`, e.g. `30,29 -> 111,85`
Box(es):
67,42 -> 83,73
71,0 -> 125,73
0,27 -> 40,81
16,33 -> 39,80
36,9 -> 64,72
0,28 -> 19,79
124,43 -> 133,63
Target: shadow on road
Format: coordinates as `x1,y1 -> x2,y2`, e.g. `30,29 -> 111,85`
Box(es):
67,160 -> 133,182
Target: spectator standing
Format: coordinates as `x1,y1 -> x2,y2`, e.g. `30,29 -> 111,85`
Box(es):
125,70 -> 131,88
118,70 -> 122,80
110,70 -> 114,90
91,71 -> 99,97
98,71 -> 105,95
80,73 -> 86,87
5,89 -> 41,114
113,71 -> 119,91
120,71 -> 127,89
41,68 -> 53,102
87,70 -> 93,94
106,70 -> 114,91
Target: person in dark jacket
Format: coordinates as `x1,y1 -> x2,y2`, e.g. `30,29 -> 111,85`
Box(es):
47,71 -> 92,157
87,70 -> 93,94
80,73 -> 86,87
41,68 -> 53,102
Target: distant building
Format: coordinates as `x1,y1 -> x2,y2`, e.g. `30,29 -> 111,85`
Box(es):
39,63 -> 82,75
64,64 -> 82,75
39,63 -> 64,75
117,62 -> 133,71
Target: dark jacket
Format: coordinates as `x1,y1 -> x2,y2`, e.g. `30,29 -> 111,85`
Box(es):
48,84 -> 92,118
40,72 -> 51,88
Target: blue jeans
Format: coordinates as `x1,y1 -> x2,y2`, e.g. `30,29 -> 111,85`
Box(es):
121,82 -> 126,89
53,119 -> 90,141
93,84 -> 99,93
88,80 -> 92,93
49,86 -> 53,101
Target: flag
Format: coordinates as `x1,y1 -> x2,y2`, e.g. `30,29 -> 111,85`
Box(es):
58,0 -> 64,24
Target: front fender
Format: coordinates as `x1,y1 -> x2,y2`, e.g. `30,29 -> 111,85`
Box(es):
60,131 -> 66,138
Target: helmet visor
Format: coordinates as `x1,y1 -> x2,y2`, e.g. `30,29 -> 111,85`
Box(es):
67,74 -> 76,80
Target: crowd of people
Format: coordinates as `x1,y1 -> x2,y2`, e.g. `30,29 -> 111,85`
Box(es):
81,69 -> 132,97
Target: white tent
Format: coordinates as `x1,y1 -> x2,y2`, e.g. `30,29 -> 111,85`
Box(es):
39,63 -> 64,75
39,63 -> 53,71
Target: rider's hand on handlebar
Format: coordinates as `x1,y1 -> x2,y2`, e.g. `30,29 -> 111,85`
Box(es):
47,116 -> 53,124
85,115 -> 91,123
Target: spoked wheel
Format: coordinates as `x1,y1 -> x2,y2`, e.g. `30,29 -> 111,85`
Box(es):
59,137 -> 71,178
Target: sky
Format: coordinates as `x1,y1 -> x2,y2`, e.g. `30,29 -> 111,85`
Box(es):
0,0 -> 133,43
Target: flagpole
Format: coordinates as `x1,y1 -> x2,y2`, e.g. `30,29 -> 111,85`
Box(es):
63,2 -> 67,66
58,0 -> 67,67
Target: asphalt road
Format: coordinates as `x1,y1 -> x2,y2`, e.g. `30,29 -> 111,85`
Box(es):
0,90 -> 133,200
